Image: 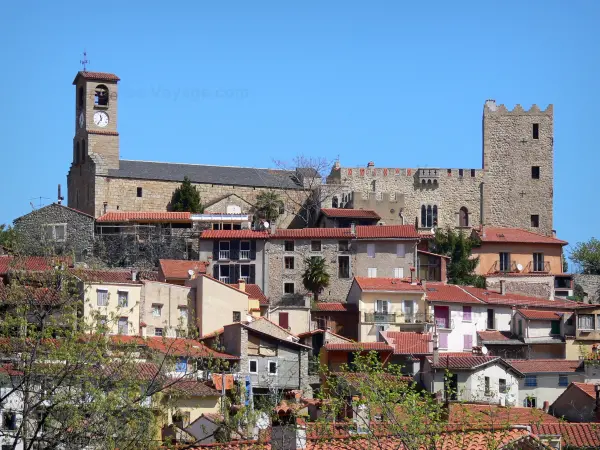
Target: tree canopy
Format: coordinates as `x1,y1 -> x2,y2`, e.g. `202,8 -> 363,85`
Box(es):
254,191 -> 284,224
171,176 -> 204,213
431,228 -> 485,288
570,237 -> 600,275
302,256 -> 330,302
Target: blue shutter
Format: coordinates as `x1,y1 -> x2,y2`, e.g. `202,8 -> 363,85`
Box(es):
213,264 -> 219,279
212,241 -> 219,261
231,240 -> 240,260
249,265 -> 256,284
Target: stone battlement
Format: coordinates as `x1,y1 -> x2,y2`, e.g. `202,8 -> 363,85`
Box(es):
484,99 -> 552,115
331,166 -> 485,180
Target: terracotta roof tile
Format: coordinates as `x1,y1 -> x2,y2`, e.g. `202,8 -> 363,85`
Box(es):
426,353 -> 507,370
449,403 -> 560,427
425,284 -> 483,304
533,423 -> 600,449
159,259 -> 208,280
568,382 -> 597,399
74,269 -> 142,284
516,309 -> 565,320
354,277 -> 425,292
312,302 -> 351,312
475,226 -> 567,245
271,228 -> 353,239
355,224 -> 420,239
324,342 -> 393,352
0,256 -> 72,275
73,71 -> 120,83
320,208 -> 380,219
164,380 -> 221,397
462,286 -> 583,310
110,336 -> 238,360
231,283 -> 268,305
200,230 -> 269,239
477,331 -> 516,342
382,331 -> 432,355
507,359 -> 582,373
96,211 -> 191,222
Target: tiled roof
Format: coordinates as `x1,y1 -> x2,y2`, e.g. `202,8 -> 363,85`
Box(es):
475,226 -> 568,245
271,228 -> 353,239
477,330 -> 517,343
0,256 -> 72,274
73,71 -> 120,83
163,380 -> 221,397
507,359 -> 582,374
159,259 -> 207,279
74,269 -> 141,284
108,160 -> 304,189
320,208 -> 380,219
96,211 -> 192,222
110,336 -> 238,360
382,331 -> 432,355
533,423 -> 600,449
312,302 -> 350,312
462,286 -> 583,310
426,353 -> 505,370
324,342 -> 393,352
354,277 -> 425,292
200,230 -> 269,239
425,284 -> 483,304
355,224 -> 420,239
13,203 -> 94,220
231,283 -> 268,305
449,403 -> 560,427
516,309 -> 565,320
569,382 -> 598,399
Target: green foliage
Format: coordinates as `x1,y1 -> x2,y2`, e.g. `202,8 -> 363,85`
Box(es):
431,228 -> 485,288
171,176 -> 204,213
254,191 -> 284,223
562,249 -> 569,273
302,256 -> 330,301
570,237 -> 600,274
0,223 -> 18,253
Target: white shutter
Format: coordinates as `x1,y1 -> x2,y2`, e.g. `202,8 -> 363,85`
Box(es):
396,243 -> 405,257
393,268 -> 404,278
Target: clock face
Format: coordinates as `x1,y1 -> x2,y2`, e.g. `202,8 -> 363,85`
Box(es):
78,112 -> 85,128
93,111 -> 109,128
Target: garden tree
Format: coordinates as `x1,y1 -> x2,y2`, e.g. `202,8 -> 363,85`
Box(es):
431,228 -> 485,288
171,176 -> 204,213
0,224 -> 18,254
562,249 -> 569,273
570,237 -> 600,275
0,263 -> 227,450
254,191 -> 284,224
302,256 -> 330,302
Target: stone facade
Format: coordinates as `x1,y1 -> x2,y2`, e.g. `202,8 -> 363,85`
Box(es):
12,203 -> 95,261
485,275 -> 555,300
573,274 -> 600,304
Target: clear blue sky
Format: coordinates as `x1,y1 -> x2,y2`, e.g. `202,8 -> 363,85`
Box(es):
1,1 -> 598,260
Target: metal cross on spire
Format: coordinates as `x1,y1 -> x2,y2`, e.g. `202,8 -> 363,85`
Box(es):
80,50 -> 89,72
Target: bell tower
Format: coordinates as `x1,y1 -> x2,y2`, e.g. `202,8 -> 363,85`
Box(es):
68,70 -> 120,215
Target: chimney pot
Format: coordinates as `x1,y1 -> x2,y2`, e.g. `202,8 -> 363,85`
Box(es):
132,270 -> 138,282
238,279 -> 246,292
500,279 -> 506,295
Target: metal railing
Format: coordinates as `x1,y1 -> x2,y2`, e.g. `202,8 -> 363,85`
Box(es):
219,276 -> 230,284
529,260 -> 551,273
239,249 -> 251,260
364,312 -> 399,323
488,260 -> 518,274
401,313 -> 433,324
219,250 -> 230,260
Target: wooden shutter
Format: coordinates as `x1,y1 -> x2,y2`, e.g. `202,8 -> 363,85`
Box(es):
249,265 -> 256,284
212,241 -> 219,261
248,334 -> 260,355
250,241 -> 257,260
279,312 -> 289,330
213,264 -> 219,279
230,240 -> 240,260
233,264 -> 240,284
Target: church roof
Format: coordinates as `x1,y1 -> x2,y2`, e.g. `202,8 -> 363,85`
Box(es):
108,160 -> 304,189
72,71 -> 120,84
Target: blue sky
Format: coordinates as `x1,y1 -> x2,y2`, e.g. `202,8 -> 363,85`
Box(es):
1,1 -> 598,260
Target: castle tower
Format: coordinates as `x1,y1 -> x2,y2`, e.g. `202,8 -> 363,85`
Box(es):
67,71 -> 120,215
482,100 -> 554,236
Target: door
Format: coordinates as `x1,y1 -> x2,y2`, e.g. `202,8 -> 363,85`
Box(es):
279,312 -> 289,330
551,320 -> 560,335
435,306 -> 449,329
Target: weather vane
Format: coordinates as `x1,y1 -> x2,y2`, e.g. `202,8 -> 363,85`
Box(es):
80,50 -> 89,71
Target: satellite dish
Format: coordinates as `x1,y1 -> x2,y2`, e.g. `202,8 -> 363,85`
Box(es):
481,345 -> 488,355
188,269 -> 195,276
516,263 -> 523,272
263,221 -> 270,229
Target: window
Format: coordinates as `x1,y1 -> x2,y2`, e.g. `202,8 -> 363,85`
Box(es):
94,84 -> 109,106
578,314 -> 595,330
338,256 -> 350,279
375,300 -> 389,314
533,252 -> 545,272
137,187 -> 143,197
268,361 -> 277,375
331,196 -> 339,208
532,166 -> 540,179
78,86 -> 84,108
284,241 -> 294,252
531,215 -> 539,228
240,240 -> 251,259
459,169 -> 464,177
219,241 -> 230,260
459,207 -> 469,227
403,300 -> 414,321
532,123 -> 539,140
439,332 -> 448,349
97,315 -> 107,330
525,375 -> 537,387
118,317 -> 128,335
499,378 -> 507,394
96,289 -> 108,306
311,241 -> 322,252
393,268 -> 404,278
470,169 -> 475,177
284,256 -> 295,270
279,312 -> 289,329
463,306 -> 472,322
219,264 -> 231,283
518,320 -> 523,336
375,325 -> 386,342
179,307 -> 188,319
249,360 -> 258,373
368,268 -> 377,278
484,376 -> 490,395
233,311 -> 241,322
487,309 -> 495,330
284,283 -> 295,295
117,291 -> 128,308
499,252 -> 511,272
2,411 -> 16,430
82,139 -> 86,162
420,205 -> 438,228
464,334 -> 473,351
43,224 -> 67,242
338,240 -> 349,251
371,180 -> 376,192
524,397 -> 537,408
175,357 -> 188,373
558,375 -> 568,387
154,328 -> 163,337
367,243 -> 375,258
396,243 -> 405,257
152,305 -> 162,317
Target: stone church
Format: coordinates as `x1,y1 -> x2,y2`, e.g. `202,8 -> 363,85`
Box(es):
68,71 -> 554,235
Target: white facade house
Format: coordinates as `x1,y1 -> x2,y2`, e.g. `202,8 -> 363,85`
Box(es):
510,309 -> 574,359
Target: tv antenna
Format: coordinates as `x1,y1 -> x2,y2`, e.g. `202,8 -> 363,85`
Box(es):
29,196 -> 50,209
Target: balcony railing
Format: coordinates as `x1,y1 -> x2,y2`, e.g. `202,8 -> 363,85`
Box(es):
363,312 -> 433,324
402,313 -> 433,324
219,276 -> 230,284
488,260 -> 518,274
529,260 -> 551,273
240,249 -> 251,260
219,250 -> 230,260
364,313 -> 398,323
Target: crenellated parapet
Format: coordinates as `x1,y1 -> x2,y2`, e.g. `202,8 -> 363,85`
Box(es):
483,99 -> 553,115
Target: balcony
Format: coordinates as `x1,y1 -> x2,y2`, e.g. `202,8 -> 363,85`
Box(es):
528,260 -> 551,273
240,249 -> 251,260
417,168 -> 440,187
219,250 -> 230,260
402,313 -> 433,324
219,276 -> 230,284
488,260 -> 518,274
364,312 -> 398,323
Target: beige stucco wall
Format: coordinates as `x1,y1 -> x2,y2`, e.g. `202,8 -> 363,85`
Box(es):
83,282 -> 141,335
472,242 -> 563,275
268,308 -> 311,335
168,396 -> 220,425
141,281 -> 195,337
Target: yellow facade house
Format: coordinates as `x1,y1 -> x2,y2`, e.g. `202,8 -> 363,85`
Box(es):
346,277 -> 427,342
140,281 -> 195,338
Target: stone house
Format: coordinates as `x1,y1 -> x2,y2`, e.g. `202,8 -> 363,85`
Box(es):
12,203 -> 95,261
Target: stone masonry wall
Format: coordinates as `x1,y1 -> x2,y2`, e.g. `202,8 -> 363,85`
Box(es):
573,274 -> 600,304
486,275 -> 554,300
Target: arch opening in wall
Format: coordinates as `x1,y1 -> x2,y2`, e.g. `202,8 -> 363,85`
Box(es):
459,207 -> 469,227
94,85 -> 109,107
332,196 -> 339,208
78,86 -> 84,109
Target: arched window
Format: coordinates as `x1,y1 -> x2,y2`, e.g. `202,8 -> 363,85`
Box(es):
78,86 -> 84,109
421,204 -> 439,228
75,142 -> 80,164
421,205 -> 426,227
432,205 -> 438,227
459,207 -> 469,227
426,205 -> 432,228
94,85 -> 109,107
81,139 -> 86,163
332,196 -> 339,208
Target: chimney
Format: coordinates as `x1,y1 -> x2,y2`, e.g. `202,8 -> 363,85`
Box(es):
238,279 -> 246,292
270,223 -> 277,235
57,184 -> 64,205
432,333 -> 439,366
500,279 -> 506,295
271,417 -> 307,450
303,293 -> 313,309
410,267 -> 416,285
132,270 -> 138,282
543,401 -> 550,413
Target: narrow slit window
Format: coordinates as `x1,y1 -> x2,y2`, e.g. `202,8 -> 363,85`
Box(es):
137,187 -> 143,197
532,166 -> 540,179
532,123 -> 539,139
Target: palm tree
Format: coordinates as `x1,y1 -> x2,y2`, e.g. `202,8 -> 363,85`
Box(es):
302,256 -> 330,302
254,191 -> 284,223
